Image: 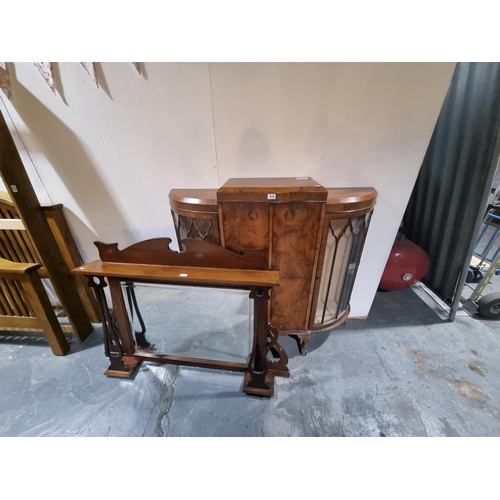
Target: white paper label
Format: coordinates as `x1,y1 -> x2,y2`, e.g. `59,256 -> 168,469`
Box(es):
179,273 -> 188,277
10,185 -> 18,193
267,193 -> 276,200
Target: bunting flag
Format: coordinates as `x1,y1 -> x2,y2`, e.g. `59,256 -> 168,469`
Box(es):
0,63 -> 12,99
80,62 -> 97,86
34,62 -> 55,94
132,62 -> 141,74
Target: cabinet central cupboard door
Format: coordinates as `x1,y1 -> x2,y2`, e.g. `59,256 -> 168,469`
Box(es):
220,202 -> 269,251
270,202 -> 323,332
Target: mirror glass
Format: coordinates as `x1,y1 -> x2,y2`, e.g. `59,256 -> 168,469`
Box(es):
120,282 -> 253,363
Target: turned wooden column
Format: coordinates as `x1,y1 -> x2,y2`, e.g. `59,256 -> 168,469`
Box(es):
243,286 -> 275,397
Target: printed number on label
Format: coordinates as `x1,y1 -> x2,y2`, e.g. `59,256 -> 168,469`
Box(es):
267,193 -> 276,200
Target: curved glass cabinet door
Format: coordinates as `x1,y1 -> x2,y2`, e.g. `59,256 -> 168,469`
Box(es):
171,211 -> 221,245
313,211 -> 372,327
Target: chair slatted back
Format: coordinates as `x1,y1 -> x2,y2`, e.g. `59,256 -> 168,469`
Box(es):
0,202 -> 41,264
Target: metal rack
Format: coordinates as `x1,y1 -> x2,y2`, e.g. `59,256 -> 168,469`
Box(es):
462,212 -> 500,318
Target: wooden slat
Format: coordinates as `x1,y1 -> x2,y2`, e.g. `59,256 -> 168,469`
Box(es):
0,111 -> 93,342
3,207 -> 38,262
0,280 -> 23,316
0,230 -> 17,261
0,284 -> 11,315
9,230 -> 36,262
0,254 -> 41,320
15,278 -> 36,317
73,261 -> 280,288
0,200 -> 40,262
0,206 -> 40,263
0,238 -> 11,261
9,280 -> 30,317
0,219 -> 25,230
0,210 -> 25,262
0,315 -> 39,329
4,230 -> 28,262
4,208 -> 43,262
10,218 -> 41,263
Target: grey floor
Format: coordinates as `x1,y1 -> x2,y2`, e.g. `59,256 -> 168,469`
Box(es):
1,283 -> 500,437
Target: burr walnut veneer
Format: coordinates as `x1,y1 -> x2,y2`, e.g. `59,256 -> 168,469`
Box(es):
170,178 -> 377,354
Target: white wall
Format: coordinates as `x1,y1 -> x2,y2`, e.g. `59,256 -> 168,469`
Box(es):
0,62 -> 455,317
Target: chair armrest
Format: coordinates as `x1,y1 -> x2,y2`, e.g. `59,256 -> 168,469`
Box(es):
0,257 -> 41,275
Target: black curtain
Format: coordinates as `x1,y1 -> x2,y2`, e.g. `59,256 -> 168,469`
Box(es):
404,62 -> 500,303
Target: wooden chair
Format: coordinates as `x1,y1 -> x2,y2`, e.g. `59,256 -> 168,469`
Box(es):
0,109 -> 96,346
0,191 -> 101,354
0,257 -> 69,355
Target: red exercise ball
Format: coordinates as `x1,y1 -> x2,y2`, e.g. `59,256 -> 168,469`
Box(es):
379,237 -> 429,291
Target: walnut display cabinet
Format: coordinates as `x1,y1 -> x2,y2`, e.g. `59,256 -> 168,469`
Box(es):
169,178 -> 376,354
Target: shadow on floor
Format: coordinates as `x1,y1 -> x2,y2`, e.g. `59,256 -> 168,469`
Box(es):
0,325 -> 104,353
300,288 -> 447,356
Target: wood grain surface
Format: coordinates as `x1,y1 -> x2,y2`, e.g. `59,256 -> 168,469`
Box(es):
73,261 -> 279,288
221,202 -> 269,251
270,202 -> 323,331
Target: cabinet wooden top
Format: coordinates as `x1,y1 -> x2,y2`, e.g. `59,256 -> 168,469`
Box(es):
326,187 -> 377,214
217,177 -> 328,203
168,183 -> 378,214
169,188 -> 218,212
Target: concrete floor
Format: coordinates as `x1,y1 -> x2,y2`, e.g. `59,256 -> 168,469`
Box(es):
1,284 -> 500,437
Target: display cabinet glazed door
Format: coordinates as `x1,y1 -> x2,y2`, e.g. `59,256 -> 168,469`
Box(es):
310,210 -> 373,330
171,210 -> 221,245
169,189 -> 220,246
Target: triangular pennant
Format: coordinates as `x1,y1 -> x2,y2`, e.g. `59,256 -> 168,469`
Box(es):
34,62 -> 55,94
0,63 -> 12,100
80,62 -> 97,86
132,62 -> 141,74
